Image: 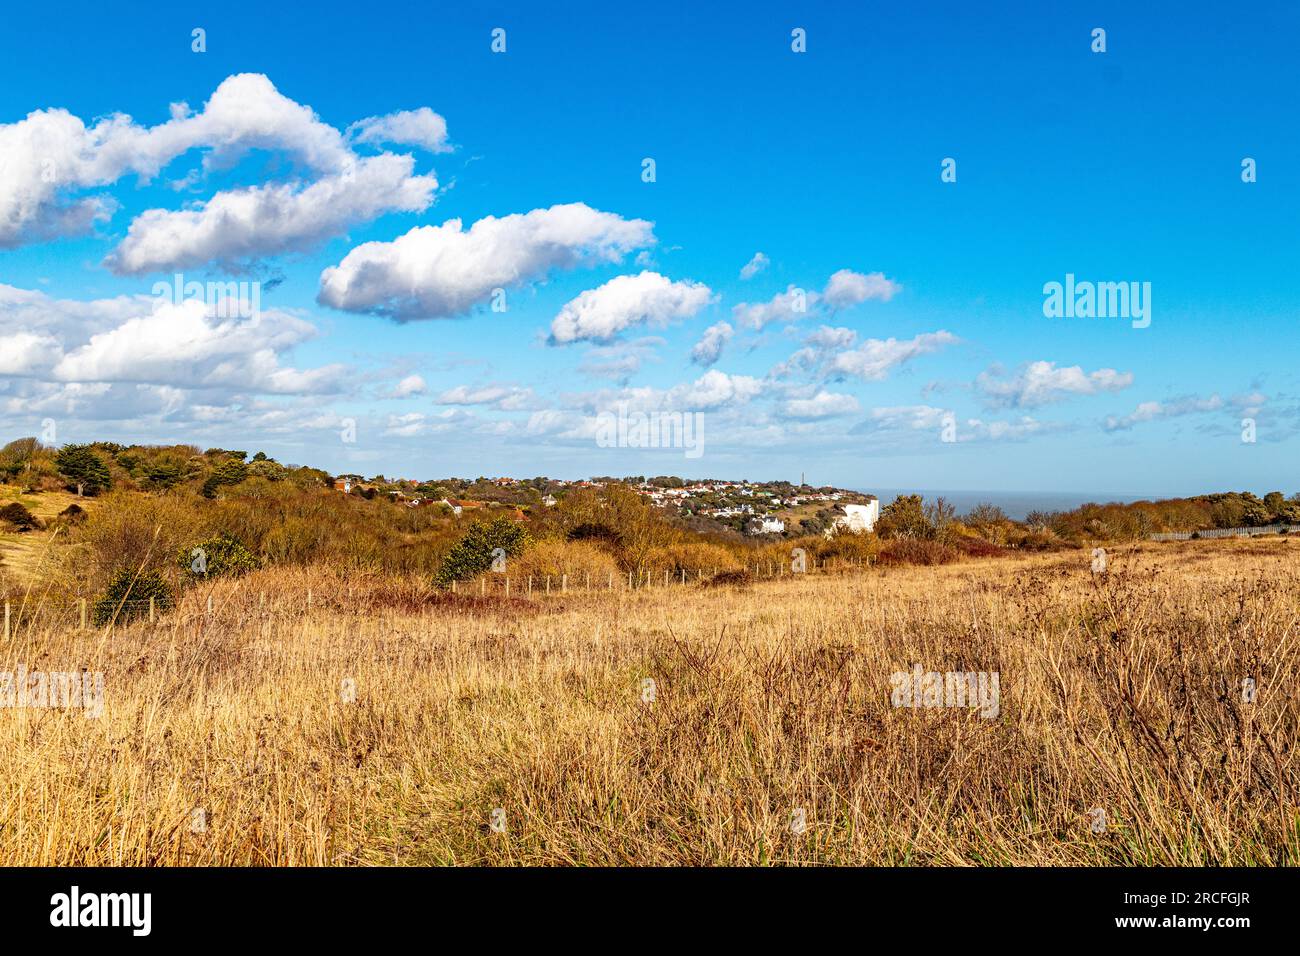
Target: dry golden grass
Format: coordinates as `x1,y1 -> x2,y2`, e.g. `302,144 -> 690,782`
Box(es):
0,484 -> 89,587
1,539 -> 1297,866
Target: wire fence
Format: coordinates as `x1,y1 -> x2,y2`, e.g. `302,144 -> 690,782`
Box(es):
1,556 -> 872,637
1148,524 -> 1300,541
446,556 -> 868,598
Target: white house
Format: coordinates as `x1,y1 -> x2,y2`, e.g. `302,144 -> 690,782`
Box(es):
748,516 -> 785,535
833,500 -> 879,533
542,493 -> 557,507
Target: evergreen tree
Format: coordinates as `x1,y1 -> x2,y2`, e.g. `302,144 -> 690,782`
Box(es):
55,444 -> 112,497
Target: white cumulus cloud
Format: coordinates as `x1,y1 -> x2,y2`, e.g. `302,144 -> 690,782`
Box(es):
690,321 -> 734,366
667,369 -> 764,409
0,284 -> 345,397
822,269 -> 901,309
730,269 -> 900,331
387,374 -> 428,398
318,203 -> 654,320
107,153 -> 436,274
781,390 -> 860,419
828,331 -> 958,381
976,360 -> 1133,409
348,107 -> 450,152
0,72 -> 446,273
549,271 -> 714,344
732,284 -> 814,331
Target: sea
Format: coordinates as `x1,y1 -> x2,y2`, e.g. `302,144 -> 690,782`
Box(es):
859,488 -> 1146,522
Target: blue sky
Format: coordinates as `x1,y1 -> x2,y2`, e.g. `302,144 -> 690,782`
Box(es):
1,1 -> 1296,496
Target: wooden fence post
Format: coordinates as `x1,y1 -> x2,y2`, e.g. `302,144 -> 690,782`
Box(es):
480,578 -> 486,596
3,602 -> 9,642
79,598 -> 87,630
528,576 -> 533,595
149,596 -> 156,623
451,580 -> 457,594
608,572 -> 613,590
545,576 -> 551,595
505,578 -> 511,598
561,574 -> 567,594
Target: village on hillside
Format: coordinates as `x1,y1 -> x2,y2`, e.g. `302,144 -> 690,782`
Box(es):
329,472 -> 881,538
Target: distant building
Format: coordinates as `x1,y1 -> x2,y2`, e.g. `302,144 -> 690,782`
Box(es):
333,478 -> 353,493
747,516 -> 785,535
833,500 -> 879,533
542,494 -> 557,507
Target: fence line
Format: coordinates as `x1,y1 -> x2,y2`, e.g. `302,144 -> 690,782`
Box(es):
1,557 -> 872,637
1149,524 -> 1300,542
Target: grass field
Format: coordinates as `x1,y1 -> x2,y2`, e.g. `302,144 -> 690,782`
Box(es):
0,538 -> 1297,866
0,485 -> 88,588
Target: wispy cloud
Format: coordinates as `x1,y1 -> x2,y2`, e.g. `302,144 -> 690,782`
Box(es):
1103,394 -> 1223,431
977,360 -> 1133,409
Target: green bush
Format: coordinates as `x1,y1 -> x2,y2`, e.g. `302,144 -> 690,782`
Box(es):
876,495 -> 934,540
202,459 -> 249,498
435,516 -> 532,587
92,569 -> 173,626
55,444 -> 112,496
178,534 -> 260,579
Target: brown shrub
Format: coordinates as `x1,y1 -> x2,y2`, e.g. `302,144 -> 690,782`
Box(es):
57,503 -> 87,523
1010,528 -> 1061,552
0,502 -> 41,532
702,568 -> 752,588
73,490 -> 206,587
644,540 -> 742,577
508,538 -> 622,585
952,536 -> 1007,558
878,538 -> 959,566
814,531 -> 881,564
